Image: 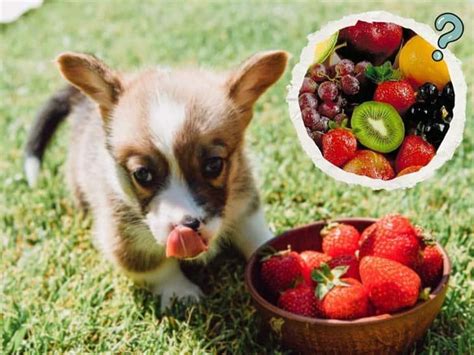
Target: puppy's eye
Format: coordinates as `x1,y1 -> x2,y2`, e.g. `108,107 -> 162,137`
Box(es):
132,167 -> 153,186
202,157 -> 224,179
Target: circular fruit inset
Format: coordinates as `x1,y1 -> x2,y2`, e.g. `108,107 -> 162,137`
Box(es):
288,11 -> 466,190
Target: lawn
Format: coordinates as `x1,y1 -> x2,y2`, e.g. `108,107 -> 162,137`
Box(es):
1,0 -> 473,353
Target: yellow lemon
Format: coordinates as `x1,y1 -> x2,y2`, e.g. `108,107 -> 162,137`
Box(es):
399,35 -> 450,90
314,31 -> 338,64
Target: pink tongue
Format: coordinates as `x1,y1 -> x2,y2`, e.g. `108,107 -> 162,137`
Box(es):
166,226 -> 208,258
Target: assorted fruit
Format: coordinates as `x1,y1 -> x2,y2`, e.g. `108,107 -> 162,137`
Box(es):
300,21 -> 455,180
259,214 -> 444,320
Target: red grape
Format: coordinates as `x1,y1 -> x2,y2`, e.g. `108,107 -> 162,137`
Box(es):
299,93 -> 318,110
341,75 -> 360,95
307,128 -> 324,147
317,81 -> 338,101
300,77 -> 318,94
335,59 -> 355,76
336,95 -> 348,108
354,61 -> 370,85
308,64 -> 327,82
301,107 -> 321,130
315,115 -> 329,132
326,65 -> 337,79
334,112 -> 348,125
354,61 -> 370,75
318,101 -> 341,118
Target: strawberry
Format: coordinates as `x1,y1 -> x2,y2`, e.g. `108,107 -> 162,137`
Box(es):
321,223 -> 360,257
339,21 -> 403,63
374,80 -> 416,115
260,249 -> 307,294
417,245 -> 443,288
300,250 -> 332,271
328,255 -> 360,280
395,135 -> 435,173
360,256 -> 421,313
322,128 -> 357,167
365,62 -> 416,115
396,165 -> 423,177
360,222 -> 377,245
359,214 -> 422,268
312,264 -> 370,320
343,150 -> 395,180
278,284 -> 317,317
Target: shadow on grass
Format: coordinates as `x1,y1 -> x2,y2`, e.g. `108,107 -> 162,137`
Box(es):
130,244 -> 288,353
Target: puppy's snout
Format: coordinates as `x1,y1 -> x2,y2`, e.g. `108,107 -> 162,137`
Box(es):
181,215 -> 201,231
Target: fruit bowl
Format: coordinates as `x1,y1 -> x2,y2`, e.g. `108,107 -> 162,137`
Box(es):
244,218 -> 450,354
288,11 -> 466,190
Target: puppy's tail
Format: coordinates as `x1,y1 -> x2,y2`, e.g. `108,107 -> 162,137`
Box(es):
24,85 -> 80,187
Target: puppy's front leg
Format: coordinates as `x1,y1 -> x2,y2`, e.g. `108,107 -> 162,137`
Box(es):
135,258 -> 203,311
232,207 -> 274,260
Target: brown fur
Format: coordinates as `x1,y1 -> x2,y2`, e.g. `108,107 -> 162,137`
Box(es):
53,50 -> 287,285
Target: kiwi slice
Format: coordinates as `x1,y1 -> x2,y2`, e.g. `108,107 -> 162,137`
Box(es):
351,101 -> 405,153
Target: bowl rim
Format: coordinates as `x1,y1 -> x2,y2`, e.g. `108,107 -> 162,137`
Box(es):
245,217 -> 451,326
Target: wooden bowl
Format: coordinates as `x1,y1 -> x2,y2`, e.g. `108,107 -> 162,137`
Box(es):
245,218 -> 450,354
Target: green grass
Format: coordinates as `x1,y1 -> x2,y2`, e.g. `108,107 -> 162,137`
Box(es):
1,0 -> 473,353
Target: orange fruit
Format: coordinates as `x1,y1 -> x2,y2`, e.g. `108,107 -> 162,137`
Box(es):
399,35 -> 450,90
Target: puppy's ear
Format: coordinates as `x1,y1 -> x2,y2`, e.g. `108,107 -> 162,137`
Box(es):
56,52 -> 122,119
227,50 -> 288,114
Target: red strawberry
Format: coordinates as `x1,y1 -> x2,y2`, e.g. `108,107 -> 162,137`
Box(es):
396,165 -> 423,177
321,223 -> 360,257
417,245 -> 443,288
359,214 -> 422,268
322,128 -> 357,167
300,250 -> 332,271
343,150 -> 395,180
360,222 -> 377,245
395,135 -> 435,173
360,256 -> 421,313
328,255 -> 360,280
278,284 -> 317,317
374,80 -> 416,114
313,264 -> 370,320
260,249 -> 307,294
339,21 -> 403,62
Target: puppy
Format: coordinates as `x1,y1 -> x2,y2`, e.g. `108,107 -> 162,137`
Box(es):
24,50 -> 288,308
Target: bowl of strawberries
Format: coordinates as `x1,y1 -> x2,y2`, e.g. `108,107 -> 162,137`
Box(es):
245,215 -> 450,354
288,11 -> 466,189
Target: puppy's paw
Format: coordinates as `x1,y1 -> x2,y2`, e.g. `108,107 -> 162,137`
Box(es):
153,276 -> 203,311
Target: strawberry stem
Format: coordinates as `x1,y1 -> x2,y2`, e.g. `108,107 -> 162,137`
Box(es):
365,61 -> 401,84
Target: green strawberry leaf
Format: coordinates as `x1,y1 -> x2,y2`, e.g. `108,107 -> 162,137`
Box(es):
311,263 -> 331,283
316,282 -> 333,300
321,222 -> 340,237
365,61 -> 401,84
328,121 -> 338,130
312,263 -> 349,300
419,287 -> 432,301
417,227 -> 437,246
259,245 -> 290,261
328,117 -> 349,131
331,265 -> 349,279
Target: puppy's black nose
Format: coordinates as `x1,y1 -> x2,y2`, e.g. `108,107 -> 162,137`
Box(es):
181,215 -> 200,231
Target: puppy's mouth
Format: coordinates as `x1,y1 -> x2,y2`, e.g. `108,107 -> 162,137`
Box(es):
165,225 -> 209,259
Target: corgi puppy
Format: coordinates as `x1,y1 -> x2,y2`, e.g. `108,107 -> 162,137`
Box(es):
24,50 -> 288,309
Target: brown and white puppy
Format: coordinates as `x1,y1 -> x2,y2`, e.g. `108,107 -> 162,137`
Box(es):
24,50 -> 288,309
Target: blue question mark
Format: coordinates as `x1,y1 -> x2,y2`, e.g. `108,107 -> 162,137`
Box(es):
432,13 -> 464,61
